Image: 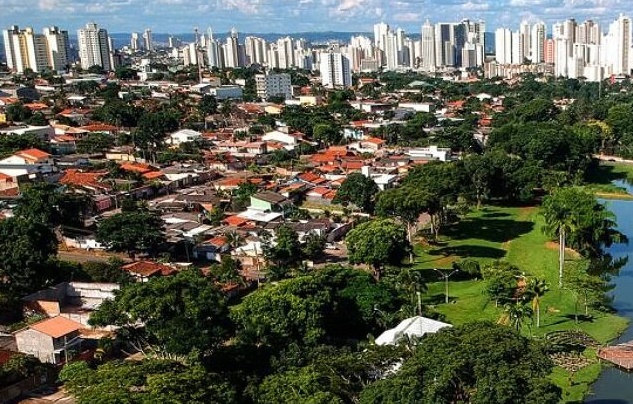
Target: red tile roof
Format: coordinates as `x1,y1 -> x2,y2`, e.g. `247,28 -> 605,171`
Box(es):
120,163 -> 153,174
224,215 -> 248,227
16,148 -> 50,161
29,316 -> 81,338
205,236 -> 228,248
122,261 -> 176,277
142,171 -> 165,180
80,124 -> 118,132
60,169 -> 111,190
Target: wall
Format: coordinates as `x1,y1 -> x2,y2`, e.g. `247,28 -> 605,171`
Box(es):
15,329 -> 53,364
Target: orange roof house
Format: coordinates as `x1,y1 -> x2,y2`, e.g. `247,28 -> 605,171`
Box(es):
15,148 -> 51,163
122,261 -> 176,279
60,169 -> 111,192
30,316 -> 82,339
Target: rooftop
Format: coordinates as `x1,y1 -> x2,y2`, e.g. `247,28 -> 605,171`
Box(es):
28,316 -> 82,338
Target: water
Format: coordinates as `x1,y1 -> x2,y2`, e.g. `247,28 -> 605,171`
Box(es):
587,180 -> 633,403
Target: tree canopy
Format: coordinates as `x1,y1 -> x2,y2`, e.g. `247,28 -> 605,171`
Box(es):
89,269 -> 231,356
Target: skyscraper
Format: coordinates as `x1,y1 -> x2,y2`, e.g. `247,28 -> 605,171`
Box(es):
320,52 -> 351,88
495,28 -> 513,65
42,26 -> 69,71
531,22 -> 546,63
143,29 -> 153,52
131,32 -> 139,51
2,26 -> 50,73
77,22 -> 111,71
421,20 -> 436,71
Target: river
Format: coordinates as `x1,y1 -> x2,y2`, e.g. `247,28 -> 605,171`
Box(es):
587,180 -> 633,403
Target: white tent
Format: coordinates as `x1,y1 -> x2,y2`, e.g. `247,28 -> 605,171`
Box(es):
375,316 -> 451,346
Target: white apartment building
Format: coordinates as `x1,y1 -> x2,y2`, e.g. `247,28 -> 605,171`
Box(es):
3,26 -> 54,73
77,22 -> 111,71
319,52 -> 352,88
255,73 -> 292,100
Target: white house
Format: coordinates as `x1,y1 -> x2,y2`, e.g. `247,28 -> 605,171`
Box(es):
261,129 -> 302,150
406,145 -> 452,162
0,148 -> 56,178
168,129 -> 202,146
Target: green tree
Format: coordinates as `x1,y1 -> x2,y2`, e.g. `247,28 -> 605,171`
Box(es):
333,172 -> 379,213
541,187 -> 622,287
95,210 -> 165,258
60,359 -> 236,404
525,277 -> 548,328
75,132 -> 115,154
0,217 -> 57,296
257,365 -> 345,404
81,257 -> 128,283
498,300 -> 533,332
198,94 -> 218,115
232,181 -> 258,210
263,225 -> 304,277
345,219 -> 410,279
89,270 -> 230,356
359,322 -> 560,404
375,186 -> 431,262
5,102 -> 32,122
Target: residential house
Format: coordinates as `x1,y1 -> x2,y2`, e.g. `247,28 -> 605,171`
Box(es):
168,129 -> 202,146
0,148 -> 56,179
121,261 -> 177,282
14,316 -> 83,364
193,235 -> 230,261
22,282 -> 119,327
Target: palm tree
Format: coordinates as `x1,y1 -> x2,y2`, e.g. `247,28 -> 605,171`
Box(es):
225,231 -> 245,250
541,189 -> 578,288
498,301 -> 533,332
525,278 -> 548,328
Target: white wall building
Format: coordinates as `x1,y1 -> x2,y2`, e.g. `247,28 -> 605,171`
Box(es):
255,73 -> 292,100
78,22 -> 111,71
319,52 -> 352,88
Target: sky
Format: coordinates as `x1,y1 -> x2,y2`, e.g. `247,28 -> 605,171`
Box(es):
0,0 -> 631,34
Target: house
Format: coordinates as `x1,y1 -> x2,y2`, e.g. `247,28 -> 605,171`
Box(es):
122,261 -> 177,282
193,236 -> 230,261
168,129 -> 202,146
249,191 -> 292,213
0,172 -> 18,194
22,282 -> 119,326
406,146 -> 452,162
14,316 -> 83,364
375,316 -> 451,346
261,128 -> 303,150
0,148 -> 56,179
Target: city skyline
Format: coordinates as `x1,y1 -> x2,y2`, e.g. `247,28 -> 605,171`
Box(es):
1,0 -> 632,34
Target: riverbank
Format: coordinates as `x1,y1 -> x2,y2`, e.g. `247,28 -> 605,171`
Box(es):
585,161 -> 633,199
414,205 -> 629,402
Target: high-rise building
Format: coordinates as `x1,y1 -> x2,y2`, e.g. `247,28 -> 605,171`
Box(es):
2,26 -> 50,73
77,22 -> 111,71
255,72 -> 292,100
131,32 -> 139,51
320,52 -> 351,88
605,14 -> 631,75
420,20 -> 436,71
143,29 -> 153,52
495,28 -> 513,65
42,26 -> 69,71
531,22 -> 546,63
223,28 -> 240,68
435,23 -> 455,67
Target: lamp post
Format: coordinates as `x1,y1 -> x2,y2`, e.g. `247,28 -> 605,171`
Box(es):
434,268 -> 459,304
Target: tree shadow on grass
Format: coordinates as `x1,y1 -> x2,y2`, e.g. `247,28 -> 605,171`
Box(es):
480,212 -> 511,218
585,164 -> 629,185
428,245 -> 507,260
443,218 -> 534,243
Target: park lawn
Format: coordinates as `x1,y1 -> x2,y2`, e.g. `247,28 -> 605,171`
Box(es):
414,205 -> 628,403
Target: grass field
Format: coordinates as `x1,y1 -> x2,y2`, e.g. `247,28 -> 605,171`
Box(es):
412,206 -> 628,402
